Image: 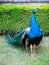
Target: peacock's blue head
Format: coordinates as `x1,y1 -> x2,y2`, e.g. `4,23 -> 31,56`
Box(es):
32,8 -> 39,14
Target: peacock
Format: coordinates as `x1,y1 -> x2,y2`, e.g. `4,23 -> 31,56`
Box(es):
5,9 -> 43,56
22,9 -> 43,56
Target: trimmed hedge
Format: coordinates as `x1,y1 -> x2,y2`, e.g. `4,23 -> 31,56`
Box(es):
0,4 -> 49,35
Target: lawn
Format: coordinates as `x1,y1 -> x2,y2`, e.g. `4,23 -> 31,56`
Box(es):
0,36 -> 49,65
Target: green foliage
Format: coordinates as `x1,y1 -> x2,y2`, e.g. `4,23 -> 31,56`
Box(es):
0,4 -> 49,35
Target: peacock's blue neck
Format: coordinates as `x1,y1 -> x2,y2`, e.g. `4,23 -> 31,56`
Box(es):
30,13 -> 37,26
28,13 -> 42,38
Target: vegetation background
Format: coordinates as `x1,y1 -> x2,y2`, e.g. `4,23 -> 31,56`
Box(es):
0,4 -> 49,35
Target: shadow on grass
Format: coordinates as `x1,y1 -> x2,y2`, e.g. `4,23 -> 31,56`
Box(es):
9,42 -> 45,55
8,42 -> 28,53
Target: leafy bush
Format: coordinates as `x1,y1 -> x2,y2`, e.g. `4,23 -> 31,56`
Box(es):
0,4 -> 49,35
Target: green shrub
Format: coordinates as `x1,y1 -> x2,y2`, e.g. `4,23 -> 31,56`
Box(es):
0,4 -> 49,35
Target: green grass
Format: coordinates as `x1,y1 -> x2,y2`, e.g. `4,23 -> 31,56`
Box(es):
0,4 -> 49,35
0,36 -> 49,65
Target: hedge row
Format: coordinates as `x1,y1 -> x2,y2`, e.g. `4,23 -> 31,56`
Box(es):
0,4 -> 49,35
